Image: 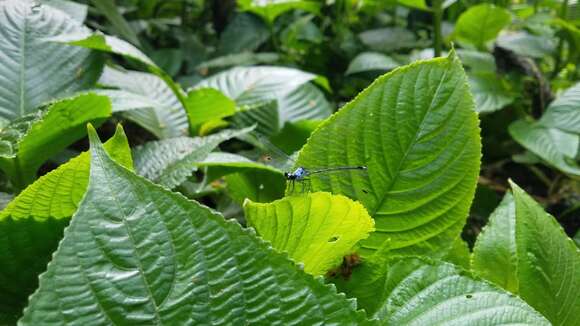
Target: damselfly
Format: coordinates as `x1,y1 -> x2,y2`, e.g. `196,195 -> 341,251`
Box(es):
249,133 -> 367,193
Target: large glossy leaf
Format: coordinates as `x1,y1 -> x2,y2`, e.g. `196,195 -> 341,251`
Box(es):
133,127 -> 253,189
472,193 -> 518,292
20,126 -> 372,325
540,81 -> 580,134
472,181 -> 580,325
296,52 -> 481,257
509,119 -> 580,176
99,67 -> 189,138
244,192 -> 374,275
42,0 -> 88,23
195,66 -> 331,133
0,0 -> 102,122
237,0 -> 321,24
50,31 -> 190,137
0,126 -> 131,323
474,182 -> 580,325
369,258 -> 550,325
0,93 -> 111,189
469,72 -> 515,113
346,52 -> 399,75
454,4 -> 511,50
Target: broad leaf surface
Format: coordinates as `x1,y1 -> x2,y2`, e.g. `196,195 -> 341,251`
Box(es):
185,88 -> 237,134
20,127 -> 372,325
469,72 -> 515,113
49,31 -> 190,134
540,81 -> 580,134
41,0 -> 88,23
456,49 -> 496,72
217,13 -> 270,55
0,126 -> 131,323
472,193 -> 518,292
133,127 -> 253,189
226,170 -> 286,204
511,182 -> 579,325
0,0 -> 102,122
296,53 -> 481,256
509,119 -> 580,176
194,66 -> 331,133
198,152 -> 282,182
237,0 -> 321,24
496,31 -> 557,58
358,27 -> 420,52
371,258 -> 550,325
473,182 -> 580,325
99,67 -> 189,138
454,4 -> 511,50
0,93 -> 111,188
244,192 -> 374,275
346,52 -> 399,75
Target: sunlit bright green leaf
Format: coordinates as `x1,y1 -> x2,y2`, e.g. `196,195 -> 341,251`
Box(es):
244,192 -> 374,275
296,52 -> 481,257
454,4 -> 511,50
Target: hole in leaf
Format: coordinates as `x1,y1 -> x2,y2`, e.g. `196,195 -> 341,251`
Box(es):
466,294 -> 473,299
328,236 -> 339,243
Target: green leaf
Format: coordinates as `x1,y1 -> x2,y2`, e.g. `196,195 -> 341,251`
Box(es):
48,30 -> 154,66
508,181 -> 580,325
197,52 -> 279,71
20,126 -> 372,325
237,0 -> 321,24
473,182 -> 580,324
469,72 -> 515,113
0,0 -> 102,121
443,236 -> 471,270
0,93 -> 111,189
270,120 -> 322,154
226,170 -> 286,204
496,31 -> 557,58
472,193 -> 519,292
456,49 -> 496,72
195,66 -> 331,134
296,52 -> 481,257
133,127 -> 253,189
540,81 -> 580,134
217,13 -> 270,55
358,27 -> 420,52
185,88 -> 237,134
49,30 -> 189,124
99,67 -> 189,138
244,192 -> 374,275
41,0 -> 88,23
509,119 -> 580,176
90,0 -> 141,47
370,258 -> 550,325
0,126 -> 132,323
397,0 -> 430,11
198,152 -> 282,182
346,52 -> 400,75
454,4 -> 512,50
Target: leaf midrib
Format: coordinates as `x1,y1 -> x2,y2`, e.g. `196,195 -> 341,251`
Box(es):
370,64 -> 451,218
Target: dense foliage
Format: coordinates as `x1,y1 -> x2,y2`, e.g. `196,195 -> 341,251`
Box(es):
0,0 -> 578,324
